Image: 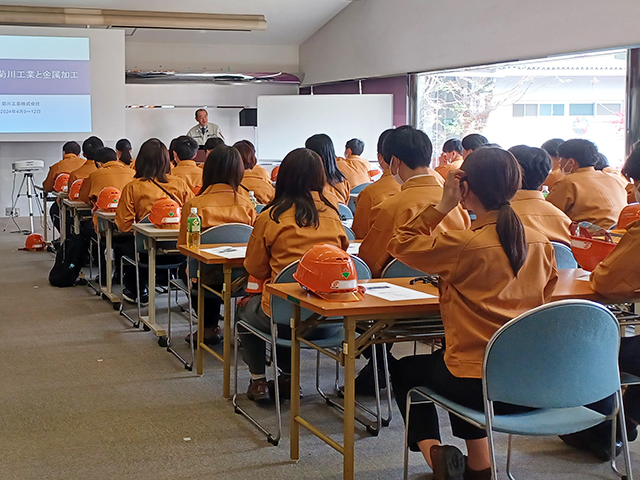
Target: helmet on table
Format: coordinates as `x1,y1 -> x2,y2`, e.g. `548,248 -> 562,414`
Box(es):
96,187 -> 121,212
53,173 -> 70,193
149,198 -> 181,229
68,179 -> 84,200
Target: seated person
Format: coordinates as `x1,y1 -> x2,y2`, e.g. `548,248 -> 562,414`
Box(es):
434,138 -> 464,180
546,139 -> 628,229
508,145 -> 571,245
203,137 -> 225,158
359,126 -> 470,277
305,134 -> 351,204
461,133 -> 488,159
336,138 -> 372,189
116,138 -> 134,168
115,138 -> 194,304
234,140 -> 275,204
178,145 -> 257,344
352,129 -> 401,239
559,146 -> 640,461
239,148 -> 349,402
387,147 -> 558,480
541,138 -> 565,189
68,136 -> 104,186
171,136 -> 203,193
78,147 -> 135,206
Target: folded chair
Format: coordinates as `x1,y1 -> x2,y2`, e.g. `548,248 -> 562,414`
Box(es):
167,223 -> 253,370
403,300 -> 632,480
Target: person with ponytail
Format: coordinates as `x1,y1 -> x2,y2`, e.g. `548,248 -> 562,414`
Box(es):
387,147 -> 558,480
116,138 -> 134,168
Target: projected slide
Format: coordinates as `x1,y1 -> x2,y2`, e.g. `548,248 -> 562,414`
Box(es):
0,35 -> 91,133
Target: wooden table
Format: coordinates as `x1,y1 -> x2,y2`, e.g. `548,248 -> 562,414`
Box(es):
266,269 -> 611,480
178,243 -> 247,399
131,223 -> 180,338
62,198 -> 92,235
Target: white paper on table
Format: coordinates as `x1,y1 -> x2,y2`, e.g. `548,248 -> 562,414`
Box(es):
201,246 -> 247,259
576,273 -> 591,282
347,243 -> 361,255
360,282 -> 437,301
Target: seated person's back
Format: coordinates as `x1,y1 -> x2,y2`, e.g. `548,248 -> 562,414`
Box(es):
306,133 -> 351,204
78,147 -> 135,205
69,136 -> 104,186
336,138 -> 372,189
434,138 -> 464,180
508,145 -> 571,245
546,139 -> 628,229
170,135 -> 203,193
234,140 -> 275,204
43,141 -> 85,192
359,126 -> 470,277
178,145 -> 257,245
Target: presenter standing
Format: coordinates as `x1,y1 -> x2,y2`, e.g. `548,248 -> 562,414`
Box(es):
187,108 -> 224,145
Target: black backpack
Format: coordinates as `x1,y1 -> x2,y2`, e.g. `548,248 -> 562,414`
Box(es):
48,233 -> 88,287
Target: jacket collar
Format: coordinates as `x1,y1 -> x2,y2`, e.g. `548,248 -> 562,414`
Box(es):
202,183 -> 234,195
512,190 -> 544,201
401,174 -> 441,190
103,161 -> 128,170
471,210 -> 500,230
575,166 -> 596,174
63,153 -> 79,161
177,160 -> 197,168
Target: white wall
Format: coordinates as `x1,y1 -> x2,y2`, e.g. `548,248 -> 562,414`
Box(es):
300,0 -> 640,85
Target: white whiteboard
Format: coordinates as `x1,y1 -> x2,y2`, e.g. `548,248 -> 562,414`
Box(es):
257,94 -> 393,162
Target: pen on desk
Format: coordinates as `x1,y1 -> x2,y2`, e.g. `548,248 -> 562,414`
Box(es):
366,285 -> 390,290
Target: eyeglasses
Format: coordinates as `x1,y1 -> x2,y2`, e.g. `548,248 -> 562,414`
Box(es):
410,274 -> 440,288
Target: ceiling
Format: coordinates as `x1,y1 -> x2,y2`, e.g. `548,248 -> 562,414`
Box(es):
0,0 -> 353,45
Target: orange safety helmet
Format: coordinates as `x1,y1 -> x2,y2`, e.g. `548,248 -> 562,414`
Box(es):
270,166 -> 280,182
96,187 -> 121,212
25,233 -> 45,251
245,275 -> 265,294
149,198 -> 181,229
293,244 -> 364,302
68,179 -> 84,200
368,168 -> 382,179
192,184 -> 202,195
53,173 -> 70,193
617,204 -> 640,231
570,222 -> 616,272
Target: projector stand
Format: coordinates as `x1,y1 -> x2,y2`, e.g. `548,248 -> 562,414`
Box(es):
3,172 -> 43,235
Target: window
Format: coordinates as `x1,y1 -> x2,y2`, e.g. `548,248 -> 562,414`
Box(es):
540,104 -> 565,116
513,104 -> 524,117
569,103 -> 595,116
512,104 -> 538,117
597,103 -> 622,115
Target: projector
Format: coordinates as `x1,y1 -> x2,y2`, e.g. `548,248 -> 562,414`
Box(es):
12,160 -> 44,173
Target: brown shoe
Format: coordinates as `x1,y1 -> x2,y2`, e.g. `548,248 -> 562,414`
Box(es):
464,464 -> 491,480
247,378 -> 270,403
430,445 -> 466,480
185,325 -> 223,346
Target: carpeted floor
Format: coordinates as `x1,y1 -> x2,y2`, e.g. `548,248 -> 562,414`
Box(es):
1,218 -> 638,479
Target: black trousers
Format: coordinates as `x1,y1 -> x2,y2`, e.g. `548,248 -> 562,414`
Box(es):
390,350 -> 529,451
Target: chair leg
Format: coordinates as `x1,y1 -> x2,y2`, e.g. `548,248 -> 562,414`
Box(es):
612,390 -> 633,480
485,402 -> 499,480
403,391 -> 413,480
119,256 -> 140,328
381,344 -> 393,427
506,434 -> 516,480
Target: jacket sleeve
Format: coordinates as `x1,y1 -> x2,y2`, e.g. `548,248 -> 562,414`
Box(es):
115,183 -> 136,232
387,205 -> 464,279
545,179 -> 574,215
358,206 -> 395,278
77,175 -> 92,204
351,188 -> 372,239
243,216 -> 272,280
590,227 -> 640,298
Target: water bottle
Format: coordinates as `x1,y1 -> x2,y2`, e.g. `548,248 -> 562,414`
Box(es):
248,191 -> 258,209
186,207 -> 201,248
541,185 -> 549,198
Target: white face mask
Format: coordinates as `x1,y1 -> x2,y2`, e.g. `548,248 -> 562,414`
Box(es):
560,159 -> 574,175
391,158 -> 404,185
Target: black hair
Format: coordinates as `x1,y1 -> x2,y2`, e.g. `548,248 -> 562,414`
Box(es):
134,138 -> 170,183
345,138 -> 365,156
195,108 -> 207,118
63,141 -> 81,156
82,136 -> 104,160
377,129 -> 394,164
557,139 -> 599,168
595,153 -> 609,171
233,140 -> 257,169
462,148 -> 527,276
305,134 -> 346,186
173,135 -> 199,161
204,137 -> 225,151
442,139 -> 463,155
115,139 -> 132,165
268,148 -> 338,228
201,145 -> 244,196
623,145 -> 640,181
541,138 -> 564,158
479,142 -> 502,149
461,133 -> 488,152
94,147 -> 118,164
385,125 -> 433,169
508,145 -> 552,190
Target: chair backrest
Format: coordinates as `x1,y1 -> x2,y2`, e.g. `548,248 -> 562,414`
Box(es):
194,223 -> 254,282
270,254 -> 372,325
551,241 -> 578,269
381,259 -> 426,278
483,300 -> 621,409
255,204 -> 266,214
344,225 -> 356,241
338,203 -> 353,221
350,183 -> 371,195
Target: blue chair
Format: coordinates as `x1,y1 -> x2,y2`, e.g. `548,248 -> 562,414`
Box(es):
403,300 -> 632,480
233,255 -> 388,445
348,183 -> 371,214
255,204 -> 266,214
381,258 -> 426,278
344,225 -> 356,241
338,203 -> 354,222
167,223 -> 253,370
551,241 -> 578,269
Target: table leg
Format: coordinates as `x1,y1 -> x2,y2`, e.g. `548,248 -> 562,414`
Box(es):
43,193 -> 48,244
290,304 -> 301,462
222,264 -> 232,399
60,200 -> 66,245
343,315 -> 356,480
73,209 -> 80,235
148,238 -> 157,325
105,225 -> 113,294
196,262 -> 205,375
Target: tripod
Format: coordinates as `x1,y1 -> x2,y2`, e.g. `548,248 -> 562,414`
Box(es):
3,171 -> 44,235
